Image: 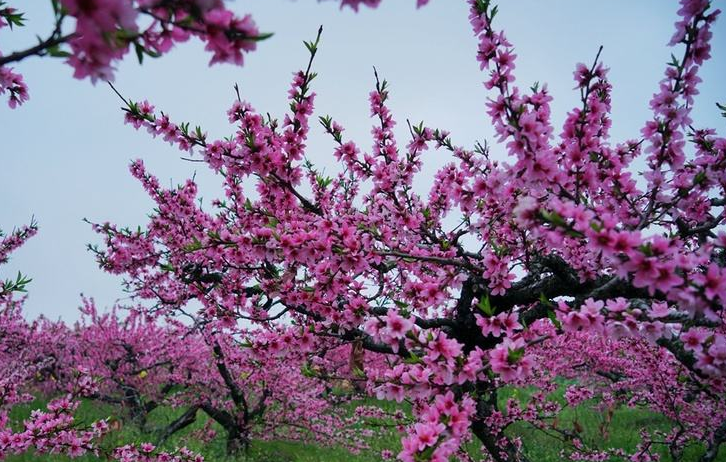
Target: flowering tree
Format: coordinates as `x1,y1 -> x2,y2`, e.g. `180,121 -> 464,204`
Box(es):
1,224 -> 379,459
56,297 -> 379,454
0,0 -> 430,108
168,326 -> 377,454
0,225 -> 107,459
499,323 -> 726,461
56,0 -> 726,460
61,299 -> 208,431
0,227 -> 207,462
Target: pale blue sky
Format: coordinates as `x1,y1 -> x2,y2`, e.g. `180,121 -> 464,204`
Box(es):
1,0 -> 724,320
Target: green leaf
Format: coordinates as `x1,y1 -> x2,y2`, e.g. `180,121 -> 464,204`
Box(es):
693,170 -> 707,185
2,272 -> 32,294
669,53 -> 680,68
351,367 -> 366,378
183,238 -> 203,252
539,293 -> 554,308
547,309 -> 562,329
403,352 -> 422,365
477,295 -> 494,316
507,347 -> 524,363
638,242 -> 653,257
134,43 -> 144,64
319,115 -> 332,129
48,45 -> 71,58
194,126 -> 205,140
251,32 -> 274,42
474,0 -> 490,15
5,11 -> 25,29
316,175 -> 333,189
540,210 -> 567,228
414,446 -> 436,462
300,363 -> 316,378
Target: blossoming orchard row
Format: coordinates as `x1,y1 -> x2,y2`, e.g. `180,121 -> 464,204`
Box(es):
1,0 -> 725,461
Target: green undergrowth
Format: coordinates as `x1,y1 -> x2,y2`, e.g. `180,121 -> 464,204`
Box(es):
6,386 -> 723,462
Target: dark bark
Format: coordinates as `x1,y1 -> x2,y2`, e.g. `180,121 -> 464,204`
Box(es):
200,403 -> 250,454
157,405 -> 200,445
225,426 -> 250,454
202,341 -> 266,454
212,342 -> 249,419
700,418 -> 726,462
470,385 -> 530,462
0,32 -> 74,67
122,385 -> 150,430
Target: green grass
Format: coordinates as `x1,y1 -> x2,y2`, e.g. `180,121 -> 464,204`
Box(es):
493,384 -> 724,462
6,390 -> 724,462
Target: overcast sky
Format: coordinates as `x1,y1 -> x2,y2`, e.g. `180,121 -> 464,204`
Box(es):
2,0 -> 725,321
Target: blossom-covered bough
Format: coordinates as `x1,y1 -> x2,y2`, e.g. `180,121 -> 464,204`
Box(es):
0,0 -> 269,108
185,327 -> 379,454
90,0 -> 725,460
0,0 -> 428,109
1,224 -> 102,459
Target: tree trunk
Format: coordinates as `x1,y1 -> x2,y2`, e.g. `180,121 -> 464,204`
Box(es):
225,426 -> 250,454
470,386 -> 530,462
700,419 -> 726,462
157,405 -> 199,446
123,387 -> 149,431
349,339 -> 366,393
200,403 -> 251,455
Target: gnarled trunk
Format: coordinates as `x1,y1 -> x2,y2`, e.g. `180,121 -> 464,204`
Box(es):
157,405 -> 199,446
225,427 -> 251,454
700,419 -> 726,462
471,386 -> 530,462
200,403 -> 251,455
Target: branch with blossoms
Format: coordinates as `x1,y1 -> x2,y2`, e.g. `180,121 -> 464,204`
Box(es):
88,0 -> 726,461
0,1 -> 259,108
61,299 -> 211,432
0,344 -> 110,461
519,326 -> 726,462
0,0 -> 434,109
0,222 -> 37,298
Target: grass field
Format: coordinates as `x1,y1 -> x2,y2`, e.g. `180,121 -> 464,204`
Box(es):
6,388 -> 724,462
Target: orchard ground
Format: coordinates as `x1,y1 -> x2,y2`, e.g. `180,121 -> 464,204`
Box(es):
8,385 -> 724,462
